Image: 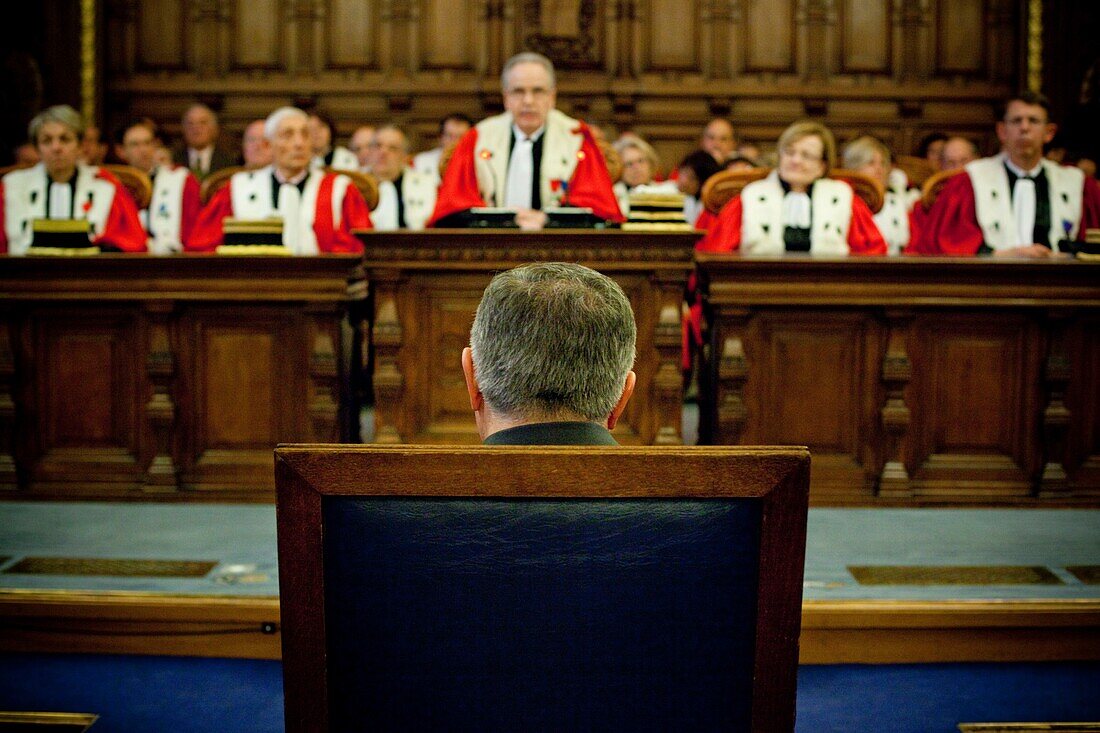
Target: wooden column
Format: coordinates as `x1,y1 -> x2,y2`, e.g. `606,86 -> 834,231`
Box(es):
877,309 -> 913,499
143,302 -> 178,493
1039,309 -> 1072,498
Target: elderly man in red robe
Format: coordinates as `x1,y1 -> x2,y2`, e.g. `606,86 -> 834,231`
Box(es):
428,52 -> 623,230
909,92 -> 1100,257
188,106 -> 371,254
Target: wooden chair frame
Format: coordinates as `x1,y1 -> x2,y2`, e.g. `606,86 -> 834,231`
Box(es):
276,444 -> 810,733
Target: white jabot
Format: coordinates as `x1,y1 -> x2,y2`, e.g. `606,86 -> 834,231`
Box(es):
48,182 -> 73,219
505,138 -> 534,208
1012,178 -> 1036,246
276,184 -> 302,250
373,180 -> 399,231
782,192 -> 812,228
504,125 -> 542,209
1005,157 -> 1042,246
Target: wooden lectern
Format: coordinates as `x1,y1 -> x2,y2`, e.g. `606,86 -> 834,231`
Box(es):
276,444 -> 810,732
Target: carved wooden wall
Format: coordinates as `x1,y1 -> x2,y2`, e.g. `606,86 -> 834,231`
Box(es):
103,0 -> 1022,173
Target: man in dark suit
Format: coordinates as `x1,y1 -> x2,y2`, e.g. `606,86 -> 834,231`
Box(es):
461,262 -> 636,445
172,103 -> 235,180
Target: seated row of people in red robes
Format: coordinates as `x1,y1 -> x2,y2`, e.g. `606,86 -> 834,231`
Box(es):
907,92 -> 1100,258
1,105 -> 372,255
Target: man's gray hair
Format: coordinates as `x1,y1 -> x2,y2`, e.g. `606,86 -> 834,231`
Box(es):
29,105 -> 84,143
501,52 -> 557,91
376,123 -> 410,153
264,107 -> 309,141
470,262 -> 636,422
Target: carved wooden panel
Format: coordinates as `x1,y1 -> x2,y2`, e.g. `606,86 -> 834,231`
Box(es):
102,0 -> 1022,166
28,309 -> 143,492
1,257 -> 354,502
744,0 -> 795,73
698,256 -> 1100,507
643,0 -> 699,70
138,0 -> 188,71
740,313 -> 879,501
329,0 -> 380,69
203,331 -> 278,446
231,0 -> 284,71
839,0 -> 891,74
178,309 -> 301,492
893,312 -> 1038,497
901,314 -> 1040,500
936,0 -> 985,76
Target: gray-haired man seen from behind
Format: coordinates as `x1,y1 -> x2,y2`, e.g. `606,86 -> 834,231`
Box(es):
461,262 -> 637,445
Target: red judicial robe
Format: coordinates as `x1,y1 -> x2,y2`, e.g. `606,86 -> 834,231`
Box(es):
696,171 -> 887,255
188,166 -> 371,254
907,155 -> 1100,255
1,163 -> 147,254
428,109 -> 624,225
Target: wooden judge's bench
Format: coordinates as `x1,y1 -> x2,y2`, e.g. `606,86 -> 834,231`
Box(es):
0,255 -> 355,502
696,255 -> 1100,506
2,240 -> 1099,506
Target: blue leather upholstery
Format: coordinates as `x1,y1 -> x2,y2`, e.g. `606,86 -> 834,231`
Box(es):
322,497 -> 762,732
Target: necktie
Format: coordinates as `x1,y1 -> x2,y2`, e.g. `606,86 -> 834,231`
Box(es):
1012,176 -> 1036,246
277,183 -> 301,252
504,136 -> 534,209
48,182 -> 73,219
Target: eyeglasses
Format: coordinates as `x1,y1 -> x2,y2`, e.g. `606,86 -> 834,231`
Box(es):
780,147 -> 824,163
505,87 -> 552,100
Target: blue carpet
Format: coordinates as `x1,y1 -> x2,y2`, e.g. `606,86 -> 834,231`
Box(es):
0,653 -> 284,733
796,662 -> 1100,732
2,654 -> 1099,732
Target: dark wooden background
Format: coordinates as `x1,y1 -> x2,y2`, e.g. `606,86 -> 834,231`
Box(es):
4,1 -> 1099,169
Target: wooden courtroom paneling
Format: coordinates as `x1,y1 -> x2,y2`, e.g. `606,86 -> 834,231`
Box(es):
744,0 -> 795,74
0,256 -> 356,502
137,0 -> 188,71
101,0 -> 1021,171
906,315 -> 1039,500
24,310 -> 144,494
936,0 -> 987,76
839,0 -> 891,75
360,230 -> 695,446
231,0 -> 284,72
328,0 -> 380,69
698,256 -> 1100,507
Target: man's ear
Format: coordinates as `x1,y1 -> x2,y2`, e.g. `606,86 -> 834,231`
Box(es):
606,370 -> 636,431
461,347 -> 483,412
1043,122 -> 1058,146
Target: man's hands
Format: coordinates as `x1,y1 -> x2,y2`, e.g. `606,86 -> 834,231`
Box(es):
514,208 -> 549,231
992,244 -> 1071,258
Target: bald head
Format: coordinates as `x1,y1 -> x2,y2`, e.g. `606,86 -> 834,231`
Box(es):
182,104 -> 219,149
702,118 -> 736,163
940,136 -> 979,171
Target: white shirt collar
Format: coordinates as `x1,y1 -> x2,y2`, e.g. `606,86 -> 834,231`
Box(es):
1003,154 -> 1042,179
511,123 -> 545,144
274,168 -> 309,186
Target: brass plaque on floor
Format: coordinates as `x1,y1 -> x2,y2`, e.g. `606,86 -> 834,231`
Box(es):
848,565 -> 1063,586
3,557 -> 217,578
1066,566 -> 1100,584
959,724 -> 1100,732
0,711 -> 99,731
